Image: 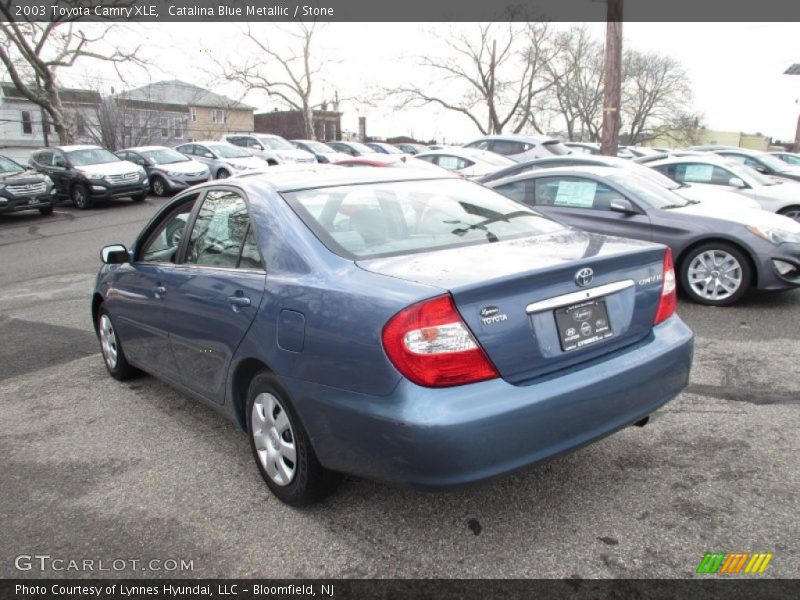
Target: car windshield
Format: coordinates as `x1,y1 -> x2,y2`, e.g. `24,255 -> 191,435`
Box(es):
755,153 -> 795,172
376,144 -> 403,154
347,142 -> 378,154
543,141 -> 571,156
302,141 -> 335,153
723,161 -> 775,186
257,136 -> 295,150
208,144 -> 252,159
142,148 -> 190,165
0,155 -> 23,173
66,148 -> 120,166
606,172 -> 691,209
283,179 -> 567,259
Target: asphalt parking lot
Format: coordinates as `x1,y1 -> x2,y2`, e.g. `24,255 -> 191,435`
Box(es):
0,197 -> 798,579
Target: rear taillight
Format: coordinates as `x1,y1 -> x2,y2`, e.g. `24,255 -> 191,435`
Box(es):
382,294 -> 499,388
654,248 -> 677,325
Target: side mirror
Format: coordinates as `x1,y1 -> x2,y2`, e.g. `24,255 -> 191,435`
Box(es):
754,165 -> 768,174
728,177 -> 746,189
101,244 -> 130,264
250,144 -> 263,150
609,199 -> 636,213
204,152 -> 214,159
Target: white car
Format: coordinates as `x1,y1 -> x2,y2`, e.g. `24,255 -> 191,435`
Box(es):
222,134 -> 316,165
463,134 -> 572,162
175,141 -> 265,179
415,148 -> 515,177
650,156 -> 800,222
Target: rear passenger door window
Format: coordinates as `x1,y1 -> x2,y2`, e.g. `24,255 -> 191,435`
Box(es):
183,189 -> 263,269
490,140 -> 528,155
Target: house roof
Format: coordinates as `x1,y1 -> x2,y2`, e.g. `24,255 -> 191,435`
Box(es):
118,80 -> 255,111
1,83 -> 101,105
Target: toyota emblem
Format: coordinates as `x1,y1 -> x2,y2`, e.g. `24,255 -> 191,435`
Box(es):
575,268 -> 594,287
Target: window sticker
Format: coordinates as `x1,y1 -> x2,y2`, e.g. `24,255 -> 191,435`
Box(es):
555,181 -> 597,207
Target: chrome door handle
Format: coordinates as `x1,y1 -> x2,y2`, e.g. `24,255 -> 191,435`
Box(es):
227,296 -> 251,307
152,285 -> 167,298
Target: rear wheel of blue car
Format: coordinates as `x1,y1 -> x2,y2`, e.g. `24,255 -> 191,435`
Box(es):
680,242 -> 751,306
247,372 -> 340,505
97,305 -> 140,381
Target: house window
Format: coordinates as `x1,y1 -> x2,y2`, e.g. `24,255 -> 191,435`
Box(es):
212,109 -> 226,124
173,118 -> 183,138
161,117 -> 169,138
189,107 -> 197,122
21,111 -> 32,135
75,113 -> 85,136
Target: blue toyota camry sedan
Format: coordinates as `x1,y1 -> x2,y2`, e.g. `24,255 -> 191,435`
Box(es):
93,166 -> 694,505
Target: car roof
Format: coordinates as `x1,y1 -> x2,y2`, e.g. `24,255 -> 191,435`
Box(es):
186,140 -> 233,146
121,146 -> 172,153
230,164 -> 457,192
466,134 -> 560,143
646,155 -> 733,166
712,148 -> 764,157
51,145 -> 101,152
489,165 -> 619,186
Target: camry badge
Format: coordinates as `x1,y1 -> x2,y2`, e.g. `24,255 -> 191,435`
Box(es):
575,268 -> 594,287
480,306 -> 508,326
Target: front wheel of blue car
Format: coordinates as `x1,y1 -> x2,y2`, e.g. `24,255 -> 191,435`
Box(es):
247,372 -> 340,505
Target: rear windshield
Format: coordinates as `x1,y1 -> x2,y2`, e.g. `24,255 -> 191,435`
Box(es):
543,141 -> 571,155
282,179 -> 566,259
257,136 -> 294,150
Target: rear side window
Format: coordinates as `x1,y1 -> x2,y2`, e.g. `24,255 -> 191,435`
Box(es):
283,179 -> 565,260
543,141 -> 570,156
436,155 -> 473,170
465,140 -> 491,151
184,189 -> 261,269
491,140 -> 529,155
494,180 -> 531,205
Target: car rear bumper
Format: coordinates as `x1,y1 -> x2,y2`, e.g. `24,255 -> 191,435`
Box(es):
284,315 -> 694,488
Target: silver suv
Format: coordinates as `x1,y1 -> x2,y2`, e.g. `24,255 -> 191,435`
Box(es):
222,134 -> 316,165
463,134 -> 571,163
175,141 -> 265,179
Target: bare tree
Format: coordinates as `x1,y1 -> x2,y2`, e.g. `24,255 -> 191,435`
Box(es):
543,26 -> 605,141
621,49 -> 693,145
391,23 -> 558,136
221,22 -> 325,139
0,2 -> 146,144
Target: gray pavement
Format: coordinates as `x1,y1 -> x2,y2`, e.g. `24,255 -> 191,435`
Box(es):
0,198 -> 798,579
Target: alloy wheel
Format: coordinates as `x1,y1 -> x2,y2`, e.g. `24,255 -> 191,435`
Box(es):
686,249 -> 743,301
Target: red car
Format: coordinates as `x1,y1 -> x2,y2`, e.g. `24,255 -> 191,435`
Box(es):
333,155 -> 446,171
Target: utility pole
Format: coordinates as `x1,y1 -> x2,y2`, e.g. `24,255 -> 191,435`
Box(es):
786,65 -> 800,152
488,39 -> 496,134
600,0 -> 623,156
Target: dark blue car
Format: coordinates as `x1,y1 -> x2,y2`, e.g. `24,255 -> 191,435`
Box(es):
93,166 -> 693,505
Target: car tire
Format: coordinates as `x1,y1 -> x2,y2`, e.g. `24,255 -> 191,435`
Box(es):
679,242 -> 752,306
38,206 -> 54,216
97,305 -> 141,381
216,169 -> 230,179
131,193 -> 147,203
151,176 -> 169,197
246,371 -> 340,506
71,183 -> 92,209
778,205 -> 800,223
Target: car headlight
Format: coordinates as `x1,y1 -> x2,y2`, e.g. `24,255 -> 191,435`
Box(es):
167,171 -> 183,177
43,176 -> 52,185
232,163 -> 251,171
747,225 -> 800,245
86,173 -> 106,180
0,183 -> 5,190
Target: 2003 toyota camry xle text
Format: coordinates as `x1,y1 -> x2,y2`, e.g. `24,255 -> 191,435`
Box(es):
93,166 -> 694,505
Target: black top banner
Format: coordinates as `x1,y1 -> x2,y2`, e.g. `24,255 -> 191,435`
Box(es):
3,0 -> 800,22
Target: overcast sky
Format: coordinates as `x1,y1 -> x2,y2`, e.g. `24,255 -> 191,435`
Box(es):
57,22 -> 800,143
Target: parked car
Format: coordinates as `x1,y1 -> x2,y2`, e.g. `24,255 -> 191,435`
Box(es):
476,155 -> 762,211
365,142 -> 405,155
564,142 -> 601,155
116,146 -> 209,197
649,155 -> 800,221
0,154 -> 56,216
174,142 -> 265,179
463,134 -> 571,162
332,155 -> 446,171
396,143 -> 429,155
770,151 -> 800,166
708,148 -> 800,183
29,145 -> 148,209
415,148 -> 515,177
290,139 -> 351,163
488,166 -> 800,305
326,141 -> 381,157
624,146 -> 662,158
222,133 -> 316,165
93,167 -> 692,504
